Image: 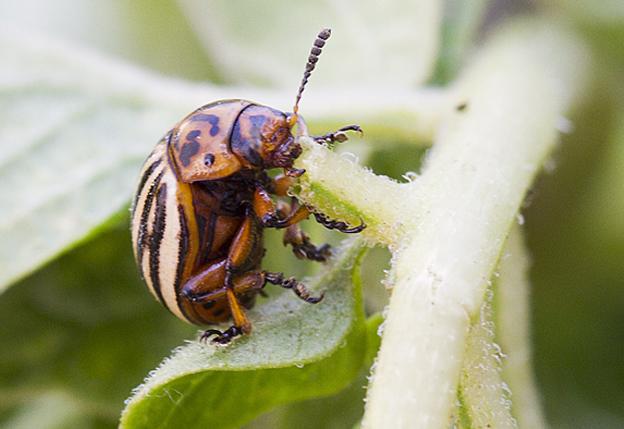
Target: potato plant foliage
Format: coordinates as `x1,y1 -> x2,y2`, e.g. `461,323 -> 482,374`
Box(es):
1,1 -> 623,428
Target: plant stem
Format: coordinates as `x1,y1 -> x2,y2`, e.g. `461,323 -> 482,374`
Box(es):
362,20 -> 588,428
295,136 -> 407,246
495,226 -> 547,428
458,287 -> 516,428
292,88 -> 456,245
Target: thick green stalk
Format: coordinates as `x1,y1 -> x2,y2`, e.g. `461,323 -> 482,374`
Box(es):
362,21 -> 588,428
495,226 -> 547,428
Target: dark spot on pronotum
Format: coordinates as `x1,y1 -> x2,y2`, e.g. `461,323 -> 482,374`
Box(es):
207,115 -> 220,136
456,101 -> 469,112
202,300 -> 216,310
190,113 -> 220,136
179,140 -> 200,167
187,129 -> 201,139
204,153 -> 215,166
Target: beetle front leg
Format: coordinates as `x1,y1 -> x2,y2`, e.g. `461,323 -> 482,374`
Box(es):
313,211 -> 366,234
313,124 -> 363,146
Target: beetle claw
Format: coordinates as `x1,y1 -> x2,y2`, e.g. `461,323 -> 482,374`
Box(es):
200,329 -> 223,343
313,212 -> 366,233
200,326 -> 243,345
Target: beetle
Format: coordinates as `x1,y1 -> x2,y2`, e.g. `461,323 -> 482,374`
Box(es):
131,28 -> 364,344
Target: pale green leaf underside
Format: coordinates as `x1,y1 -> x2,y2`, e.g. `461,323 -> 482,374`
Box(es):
0,31 -> 191,289
178,0 -> 442,88
121,239 -> 368,429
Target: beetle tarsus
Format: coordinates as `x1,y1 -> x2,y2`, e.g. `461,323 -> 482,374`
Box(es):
293,241 -> 332,262
285,168 -> 305,177
200,329 -> 223,342
283,225 -> 332,262
265,272 -> 324,303
313,212 -> 366,233
313,124 -> 363,146
200,325 -> 243,344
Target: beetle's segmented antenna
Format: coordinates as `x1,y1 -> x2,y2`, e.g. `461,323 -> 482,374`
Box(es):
291,28 -> 331,124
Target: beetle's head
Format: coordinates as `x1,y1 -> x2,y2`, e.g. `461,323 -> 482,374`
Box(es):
231,105 -> 302,170
231,28 -> 331,174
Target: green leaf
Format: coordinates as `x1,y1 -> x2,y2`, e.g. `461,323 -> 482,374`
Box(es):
0,30 -> 196,290
245,314 -> 383,429
121,239 -> 369,429
178,0 -> 443,87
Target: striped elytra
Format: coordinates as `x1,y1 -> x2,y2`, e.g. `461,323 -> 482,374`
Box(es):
130,29 -> 366,344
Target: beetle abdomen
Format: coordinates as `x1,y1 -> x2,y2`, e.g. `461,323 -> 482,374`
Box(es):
131,134 -> 256,326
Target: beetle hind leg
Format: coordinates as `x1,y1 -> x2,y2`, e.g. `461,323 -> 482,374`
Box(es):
200,325 -> 243,344
313,124 -> 363,146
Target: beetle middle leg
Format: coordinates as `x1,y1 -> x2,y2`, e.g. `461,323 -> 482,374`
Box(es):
277,199 -> 331,262
189,270 -> 323,307
254,186 -> 332,261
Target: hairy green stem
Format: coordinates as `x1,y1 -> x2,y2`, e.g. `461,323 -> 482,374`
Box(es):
362,20 -> 588,428
458,289 -> 516,428
495,226 -> 547,428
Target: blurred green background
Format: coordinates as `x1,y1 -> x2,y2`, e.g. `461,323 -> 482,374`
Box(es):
0,0 -> 623,428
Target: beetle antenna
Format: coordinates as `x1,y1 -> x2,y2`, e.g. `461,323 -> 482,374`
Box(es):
290,28 -> 331,126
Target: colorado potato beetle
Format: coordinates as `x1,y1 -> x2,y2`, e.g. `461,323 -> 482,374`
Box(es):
131,28 -> 364,344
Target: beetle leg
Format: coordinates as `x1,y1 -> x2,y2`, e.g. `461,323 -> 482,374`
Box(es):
225,215 -> 264,287
313,211 -> 366,233
313,124 -> 363,146
253,186 -> 279,226
200,325 -> 243,344
225,288 -> 251,334
283,223 -> 332,262
271,173 -> 296,197
183,270 -> 265,303
275,199 -> 332,262
180,259 -> 227,302
190,269 -> 323,305
253,187 -> 311,228
210,215 -> 264,342
264,271 -> 324,303
185,270 -> 264,345
195,273 -> 264,345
